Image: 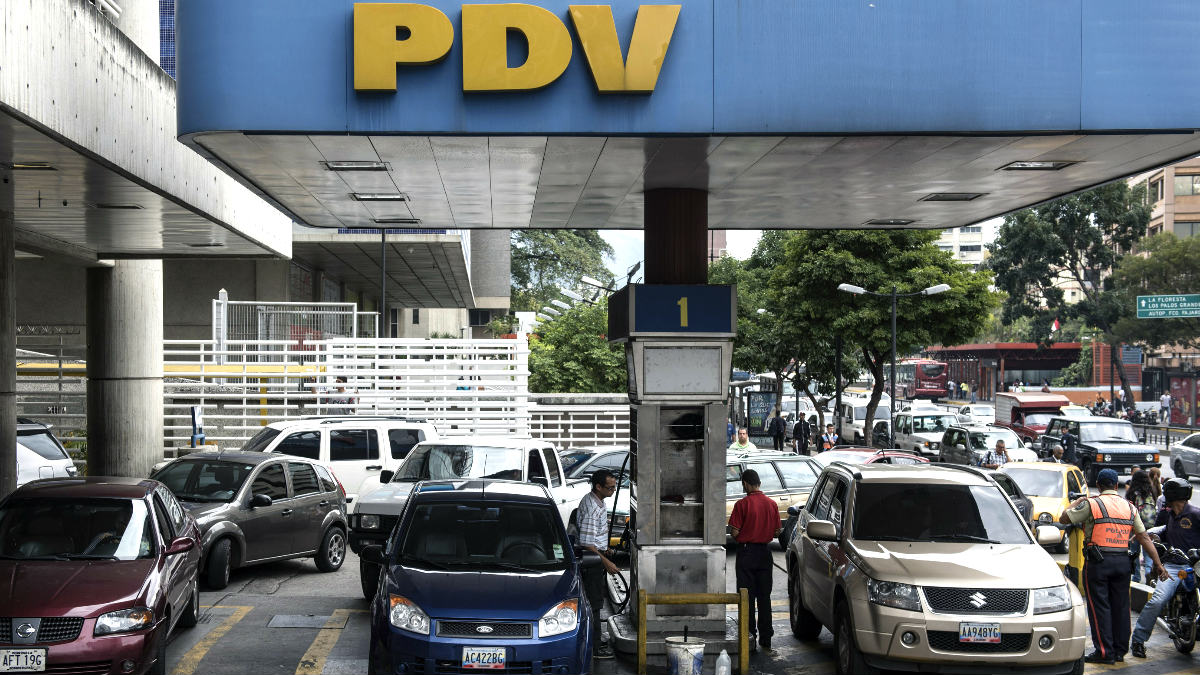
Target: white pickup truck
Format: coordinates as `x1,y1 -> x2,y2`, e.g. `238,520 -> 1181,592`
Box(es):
348,436 -> 592,595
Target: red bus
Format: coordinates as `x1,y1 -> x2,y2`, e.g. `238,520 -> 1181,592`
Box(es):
886,359 -> 949,400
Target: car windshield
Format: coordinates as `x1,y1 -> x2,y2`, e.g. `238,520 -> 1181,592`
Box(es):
241,427 -> 281,453
1023,413 -> 1055,427
17,431 -> 70,461
775,460 -> 820,489
966,406 -> 994,417
1061,408 -> 1092,417
0,498 -> 155,561
912,415 -> 958,433
853,484 -> 1031,544
1003,467 -> 1063,498
967,430 -> 1020,451
1079,422 -> 1139,443
920,364 -> 946,377
397,502 -> 569,571
152,460 -> 255,503
815,451 -> 873,465
559,452 -> 592,475
395,445 -> 526,482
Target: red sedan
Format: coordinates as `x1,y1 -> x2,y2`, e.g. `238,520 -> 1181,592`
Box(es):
0,477 -> 201,675
813,446 -> 930,466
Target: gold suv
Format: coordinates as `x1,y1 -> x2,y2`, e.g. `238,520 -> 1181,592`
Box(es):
785,462 -> 1087,675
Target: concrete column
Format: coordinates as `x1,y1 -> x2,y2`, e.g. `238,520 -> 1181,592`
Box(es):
86,260 -> 164,478
469,229 -> 512,309
643,189 -> 708,284
114,0 -> 161,67
0,185 -> 15,498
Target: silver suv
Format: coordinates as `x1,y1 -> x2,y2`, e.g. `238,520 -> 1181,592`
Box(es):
785,462 -> 1086,675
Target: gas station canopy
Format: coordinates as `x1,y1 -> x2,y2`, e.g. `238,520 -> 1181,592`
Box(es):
178,0 -> 1200,231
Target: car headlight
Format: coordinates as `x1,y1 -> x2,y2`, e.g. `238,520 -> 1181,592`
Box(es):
539,598 -> 579,637
66,466 -> 78,476
94,608 -> 153,636
1145,453 -> 1154,462
1032,585 -> 1072,614
388,595 -> 430,635
867,578 -> 921,611
1104,454 -> 1112,462
359,514 -> 380,530
1038,512 -> 1055,525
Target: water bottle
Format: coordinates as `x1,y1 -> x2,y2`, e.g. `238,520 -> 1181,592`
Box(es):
715,649 -> 731,675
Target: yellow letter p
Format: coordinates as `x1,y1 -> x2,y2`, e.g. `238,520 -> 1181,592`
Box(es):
354,3 -> 455,91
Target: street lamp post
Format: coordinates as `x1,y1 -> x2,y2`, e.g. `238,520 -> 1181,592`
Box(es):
837,282 -> 950,446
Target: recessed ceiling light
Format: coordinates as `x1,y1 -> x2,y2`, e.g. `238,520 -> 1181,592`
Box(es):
999,160 -> 1077,171
863,218 -> 915,226
187,242 -> 226,248
88,203 -> 144,210
2,161 -> 55,170
351,192 -> 410,201
324,161 -> 390,171
372,217 -> 422,224
920,193 -> 986,202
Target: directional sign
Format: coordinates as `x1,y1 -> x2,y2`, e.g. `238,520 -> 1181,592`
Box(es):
1137,294 -> 1200,319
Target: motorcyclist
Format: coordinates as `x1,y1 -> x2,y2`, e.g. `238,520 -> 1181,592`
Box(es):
1130,478 -> 1200,658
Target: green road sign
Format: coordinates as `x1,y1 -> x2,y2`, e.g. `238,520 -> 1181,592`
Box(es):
1137,294 -> 1200,319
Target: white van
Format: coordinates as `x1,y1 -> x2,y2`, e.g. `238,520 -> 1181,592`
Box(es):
244,416 -> 439,508
835,393 -> 891,443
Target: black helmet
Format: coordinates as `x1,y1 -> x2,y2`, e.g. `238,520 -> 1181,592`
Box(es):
1163,477 -> 1193,503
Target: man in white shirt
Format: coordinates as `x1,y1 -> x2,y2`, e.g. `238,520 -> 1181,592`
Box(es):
1160,392 -> 1172,421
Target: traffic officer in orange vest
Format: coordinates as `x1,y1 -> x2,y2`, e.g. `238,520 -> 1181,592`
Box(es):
1060,468 -> 1167,664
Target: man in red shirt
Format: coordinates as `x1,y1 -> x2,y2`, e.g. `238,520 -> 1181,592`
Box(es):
729,469 -> 782,651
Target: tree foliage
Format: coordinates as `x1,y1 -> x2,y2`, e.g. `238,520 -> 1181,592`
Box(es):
528,298 -> 626,393
988,183 -> 1150,404
773,230 -> 996,443
1111,233 -> 1200,351
510,230 -> 615,312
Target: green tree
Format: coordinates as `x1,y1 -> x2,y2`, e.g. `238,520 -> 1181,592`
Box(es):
1111,233 -> 1200,351
773,230 -> 996,444
511,230 -> 615,312
528,298 -> 626,393
988,183 -> 1150,405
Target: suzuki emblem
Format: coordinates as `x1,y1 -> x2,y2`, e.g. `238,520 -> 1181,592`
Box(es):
968,592 -> 988,608
476,625 -> 494,634
16,623 -> 36,639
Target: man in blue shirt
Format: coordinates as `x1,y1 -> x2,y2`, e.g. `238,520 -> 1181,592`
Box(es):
1130,477 -> 1200,658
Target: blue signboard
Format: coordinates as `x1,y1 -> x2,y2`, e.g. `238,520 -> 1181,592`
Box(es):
608,284 -> 735,340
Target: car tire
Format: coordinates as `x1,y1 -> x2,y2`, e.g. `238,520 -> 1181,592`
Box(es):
178,578 -> 199,629
147,626 -> 169,675
1068,656 -> 1084,675
788,572 -> 821,641
1081,461 -> 1097,487
360,558 -> 380,600
834,601 -> 877,675
205,539 -> 233,590
368,639 -> 390,675
1174,460 -> 1188,480
316,527 -> 347,573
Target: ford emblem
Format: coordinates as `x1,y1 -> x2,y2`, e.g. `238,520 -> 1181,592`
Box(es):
476,625 -> 494,634
16,623 -> 36,639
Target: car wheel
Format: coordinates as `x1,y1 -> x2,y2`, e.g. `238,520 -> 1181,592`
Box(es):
1174,460 -> 1188,480
178,578 -> 199,629
368,639 -> 390,675
316,527 -> 347,572
788,572 -> 821,641
1068,656 -> 1084,675
147,626 -> 169,675
205,539 -> 232,590
1082,461 -> 1097,487
360,558 -> 380,600
834,601 -> 877,675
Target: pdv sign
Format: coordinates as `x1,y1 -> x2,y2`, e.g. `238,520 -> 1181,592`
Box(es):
354,3 -> 681,92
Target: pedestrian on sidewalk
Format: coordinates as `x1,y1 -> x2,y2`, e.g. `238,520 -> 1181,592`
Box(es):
729,469 -> 782,653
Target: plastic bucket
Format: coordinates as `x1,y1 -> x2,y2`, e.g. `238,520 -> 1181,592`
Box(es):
664,636 -> 705,675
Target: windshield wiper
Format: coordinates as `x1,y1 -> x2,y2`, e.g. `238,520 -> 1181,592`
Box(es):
484,561 -> 546,573
859,535 -> 919,542
60,554 -> 120,560
1102,437 -> 1133,443
398,556 -> 450,570
928,534 -> 1000,544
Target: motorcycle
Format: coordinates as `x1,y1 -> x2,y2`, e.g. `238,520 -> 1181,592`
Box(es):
1153,542 -> 1200,653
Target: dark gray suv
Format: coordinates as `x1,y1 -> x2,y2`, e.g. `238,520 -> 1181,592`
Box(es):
151,450 -> 348,589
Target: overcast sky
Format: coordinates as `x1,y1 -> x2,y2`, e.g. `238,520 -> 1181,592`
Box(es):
600,230 -> 762,283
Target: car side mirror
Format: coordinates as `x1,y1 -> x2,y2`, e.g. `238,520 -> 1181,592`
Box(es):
1068,491 -> 1084,501
165,536 -> 196,556
380,470 -> 394,484
574,546 -> 602,569
787,505 -> 800,517
1035,525 -> 1061,546
361,545 -> 387,566
956,444 -> 966,452
806,519 -> 837,541
249,493 -> 272,508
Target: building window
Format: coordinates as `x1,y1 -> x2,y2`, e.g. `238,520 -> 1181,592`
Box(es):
938,245 -> 954,252
1149,179 -> 1164,202
412,308 -> 420,325
1176,222 -> 1200,239
959,226 -> 982,233
1174,175 -> 1200,196
389,309 -> 400,338
959,245 -> 982,252
468,309 -> 491,326
159,0 -> 176,78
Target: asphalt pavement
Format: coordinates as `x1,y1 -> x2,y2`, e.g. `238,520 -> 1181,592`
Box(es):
165,530 -> 1200,675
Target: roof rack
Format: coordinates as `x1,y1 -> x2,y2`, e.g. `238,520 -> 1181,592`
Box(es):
295,415 -> 429,424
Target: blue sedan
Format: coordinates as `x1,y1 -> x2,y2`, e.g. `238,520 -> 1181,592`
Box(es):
363,480 -> 597,674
